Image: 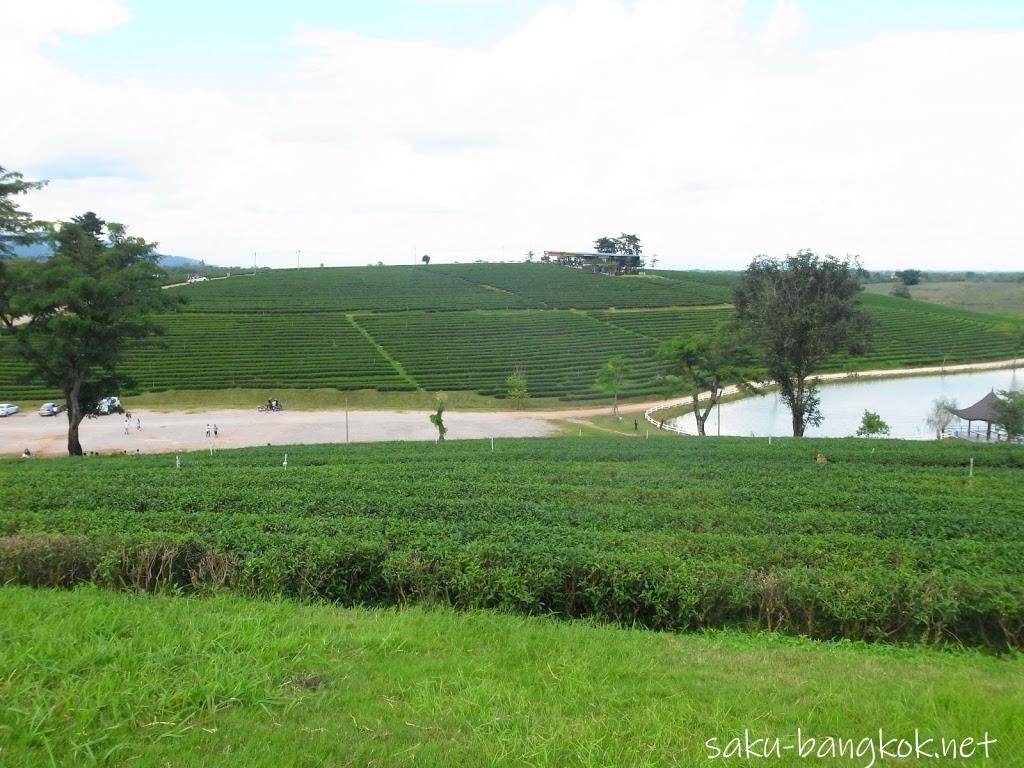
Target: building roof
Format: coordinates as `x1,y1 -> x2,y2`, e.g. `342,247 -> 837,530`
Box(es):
952,391 -> 1002,422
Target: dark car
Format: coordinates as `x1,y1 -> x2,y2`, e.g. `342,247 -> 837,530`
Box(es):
39,402 -> 67,417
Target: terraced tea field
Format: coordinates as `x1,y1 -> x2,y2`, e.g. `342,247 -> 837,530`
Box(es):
355,309 -> 664,399
180,263 -> 730,313
434,263 -> 733,308
1,436 -> 1021,649
0,264 -> 1019,403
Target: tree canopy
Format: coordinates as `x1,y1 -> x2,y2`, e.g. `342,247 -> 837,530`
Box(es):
856,410 -> 890,437
594,356 -> 633,417
505,370 -> 529,410
897,269 -> 923,286
656,328 -> 753,436
734,251 -> 872,436
7,212 -> 179,455
0,166 -> 48,258
993,390 -> 1024,441
593,234 -> 642,256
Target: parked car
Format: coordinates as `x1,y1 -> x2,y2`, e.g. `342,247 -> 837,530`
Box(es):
38,402 -> 66,417
0,403 -> 19,417
96,396 -> 123,415
186,275 -> 209,283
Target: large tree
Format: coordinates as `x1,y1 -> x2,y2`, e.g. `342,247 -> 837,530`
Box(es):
0,166 -> 48,258
10,215 -> 179,455
656,328 -> 753,437
734,251 -> 872,436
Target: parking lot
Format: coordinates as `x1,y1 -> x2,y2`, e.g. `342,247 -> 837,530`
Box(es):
0,407 -> 558,457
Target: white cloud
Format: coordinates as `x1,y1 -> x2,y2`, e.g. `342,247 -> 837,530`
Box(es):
0,0 -> 130,48
3,0 -> 1023,270
756,0 -> 805,51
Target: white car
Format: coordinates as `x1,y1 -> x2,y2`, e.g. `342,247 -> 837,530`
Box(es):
96,396 -> 122,415
187,275 -> 209,283
0,403 -> 19,417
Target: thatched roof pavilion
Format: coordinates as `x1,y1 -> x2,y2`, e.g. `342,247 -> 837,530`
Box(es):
952,391 -> 1001,440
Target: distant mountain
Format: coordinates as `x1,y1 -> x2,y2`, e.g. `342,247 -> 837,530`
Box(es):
153,254 -> 214,268
8,243 -> 221,269
8,242 -> 51,259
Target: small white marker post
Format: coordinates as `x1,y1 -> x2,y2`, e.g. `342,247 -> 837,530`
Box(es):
175,454 -> 181,470
490,436 -> 494,451
283,453 -> 288,469
969,458 -> 974,478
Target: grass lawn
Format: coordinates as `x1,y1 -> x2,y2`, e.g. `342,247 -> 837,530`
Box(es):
1,586 -> 1020,767
122,387 -> 576,412
865,281 -> 1024,316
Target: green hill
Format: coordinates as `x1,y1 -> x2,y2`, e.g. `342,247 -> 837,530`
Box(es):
180,263 -> 732,313
0,264 -> 1019,403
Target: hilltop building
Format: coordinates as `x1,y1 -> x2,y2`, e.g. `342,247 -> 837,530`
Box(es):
543,251 -> 643,275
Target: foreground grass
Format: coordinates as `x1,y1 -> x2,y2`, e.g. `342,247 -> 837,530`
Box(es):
0,587 -> 1020,767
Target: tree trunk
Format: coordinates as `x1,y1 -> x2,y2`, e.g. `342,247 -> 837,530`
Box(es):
65,382 -> 85,456
786,378 -> 806,437
791,410 -> 805,438
694,382 -> 721,437
692,395 -> 706,436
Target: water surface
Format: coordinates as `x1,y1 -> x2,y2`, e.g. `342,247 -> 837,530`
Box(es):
668,368 -> 1021,439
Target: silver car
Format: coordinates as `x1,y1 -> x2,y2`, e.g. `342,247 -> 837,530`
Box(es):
0,403 -> 19,417
39,402 -> 66,417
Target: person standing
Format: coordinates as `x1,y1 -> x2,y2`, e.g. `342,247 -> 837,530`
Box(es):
136,417 -> 141,431
124,416 -> 130,435
213,424 -> 219,438
205,423 -> 211,439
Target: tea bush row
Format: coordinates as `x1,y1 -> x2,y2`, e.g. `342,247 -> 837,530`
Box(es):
1,437 -> 1021,649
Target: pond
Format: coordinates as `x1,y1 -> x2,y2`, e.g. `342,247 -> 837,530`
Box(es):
667,367 -> 1021,439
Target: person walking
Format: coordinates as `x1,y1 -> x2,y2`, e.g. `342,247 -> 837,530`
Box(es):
135,417 -> 141,431
213,424 -> 219,438
124,416 -> 130,435
205,423 -> 211,439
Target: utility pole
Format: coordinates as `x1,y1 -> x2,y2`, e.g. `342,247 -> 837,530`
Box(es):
297,250 -> 301,270
253,251 -> 257,276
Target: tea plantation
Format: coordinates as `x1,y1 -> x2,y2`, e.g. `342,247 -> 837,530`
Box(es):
1,436 -> 1021,650
0,264 -> 1019,402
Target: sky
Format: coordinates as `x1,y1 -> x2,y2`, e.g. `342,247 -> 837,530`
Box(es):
3,0 -> 1023,270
